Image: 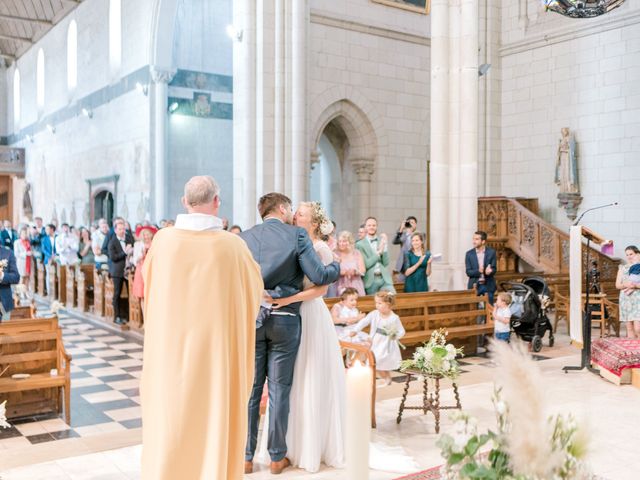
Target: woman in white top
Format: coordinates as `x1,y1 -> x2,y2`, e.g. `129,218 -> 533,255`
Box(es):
13,226 -> 32,286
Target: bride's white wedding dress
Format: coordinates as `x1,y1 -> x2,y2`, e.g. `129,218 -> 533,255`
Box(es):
258,241 -> 417,474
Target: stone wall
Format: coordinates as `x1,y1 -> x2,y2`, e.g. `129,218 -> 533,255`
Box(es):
498,0 -> 640,256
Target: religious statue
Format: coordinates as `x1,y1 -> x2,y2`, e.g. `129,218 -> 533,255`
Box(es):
555,127 -> 582,221
22,182 -> 33,220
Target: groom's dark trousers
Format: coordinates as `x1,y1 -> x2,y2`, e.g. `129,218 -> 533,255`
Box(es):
245,311 -> 301,462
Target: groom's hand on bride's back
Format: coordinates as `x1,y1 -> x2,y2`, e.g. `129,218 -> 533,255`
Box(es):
296,228 -> 340,286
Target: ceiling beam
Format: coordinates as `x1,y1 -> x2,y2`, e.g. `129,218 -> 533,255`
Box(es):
0,33 -> 32,44
0,13 -> 53,26
1,53 -> 16,61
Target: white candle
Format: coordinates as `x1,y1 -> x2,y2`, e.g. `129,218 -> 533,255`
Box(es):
346,360 -> 372,479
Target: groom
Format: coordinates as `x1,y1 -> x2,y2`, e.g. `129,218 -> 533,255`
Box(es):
241,193 -> 340,474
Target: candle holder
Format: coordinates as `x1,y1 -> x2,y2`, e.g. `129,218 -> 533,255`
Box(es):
396,369 -> 462,434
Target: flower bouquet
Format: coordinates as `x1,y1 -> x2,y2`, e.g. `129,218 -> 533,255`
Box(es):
400,329 -> 463,379
376,325 -> 406,350
437,341 -> 591,480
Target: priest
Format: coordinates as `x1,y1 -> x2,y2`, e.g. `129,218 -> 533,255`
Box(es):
141,176 -> 263,480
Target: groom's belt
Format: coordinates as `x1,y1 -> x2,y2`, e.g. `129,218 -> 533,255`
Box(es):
270,311 -> 296,317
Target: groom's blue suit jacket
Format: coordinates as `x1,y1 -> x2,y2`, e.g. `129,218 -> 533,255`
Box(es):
240,218 -> 340,318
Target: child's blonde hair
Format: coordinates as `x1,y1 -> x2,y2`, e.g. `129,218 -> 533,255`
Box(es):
375,290 -> 396,307
497,292 -> 512,305
340,287 -> 359,300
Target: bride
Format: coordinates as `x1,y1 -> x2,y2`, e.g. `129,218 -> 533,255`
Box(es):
258,201 -> 345,472
257,202 -> 418,474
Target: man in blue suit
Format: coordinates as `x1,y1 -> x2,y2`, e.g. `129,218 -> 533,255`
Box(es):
240,192 -> 340,475
465,230 -> 497,304
1,220 -> 18,250
0,246 -> 20,320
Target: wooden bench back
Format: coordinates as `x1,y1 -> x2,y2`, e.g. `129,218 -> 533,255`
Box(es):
66,266 -> 76,309
57,264 -> 67,304
93,270 -> 106,317
0,317 -> 62,378
325,289 -> 491,342
37,260 -> 46,296
77,264 -> 95,312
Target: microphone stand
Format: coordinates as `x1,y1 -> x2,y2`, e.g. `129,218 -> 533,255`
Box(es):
563,203 -> 617,375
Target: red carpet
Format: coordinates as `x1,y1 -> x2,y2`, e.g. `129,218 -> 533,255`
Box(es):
394,465 -> 442,479
591,338 -> 640,376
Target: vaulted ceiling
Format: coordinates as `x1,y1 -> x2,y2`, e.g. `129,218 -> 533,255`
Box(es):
0,0 -> 82,64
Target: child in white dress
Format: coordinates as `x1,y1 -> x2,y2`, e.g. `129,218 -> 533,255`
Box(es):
330,287 -> 370,344
352,291 -> 405,385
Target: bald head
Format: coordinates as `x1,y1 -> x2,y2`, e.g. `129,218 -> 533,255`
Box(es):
181,176 -> 221,215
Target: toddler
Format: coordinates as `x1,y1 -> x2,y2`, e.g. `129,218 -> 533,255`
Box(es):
330,288 -> 369,344
493,292 -> 512,342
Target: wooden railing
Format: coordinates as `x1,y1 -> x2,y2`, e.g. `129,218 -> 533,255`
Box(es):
478,197 -> 620,282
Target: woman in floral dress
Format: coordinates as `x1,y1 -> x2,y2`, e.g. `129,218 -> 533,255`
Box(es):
616,245 -> 640,338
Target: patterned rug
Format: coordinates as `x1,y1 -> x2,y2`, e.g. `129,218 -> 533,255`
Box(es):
394,465 -> 442,480
591,337 -> 640,376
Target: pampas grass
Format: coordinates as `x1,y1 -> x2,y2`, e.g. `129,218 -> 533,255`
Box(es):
490,339 -> 563,478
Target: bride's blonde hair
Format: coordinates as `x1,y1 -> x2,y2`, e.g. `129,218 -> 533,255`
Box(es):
299,202 -> 333,241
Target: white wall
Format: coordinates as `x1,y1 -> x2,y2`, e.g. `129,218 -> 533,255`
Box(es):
309,0 -> 431,253
499,0 -> 640,256
4,0 -> 154,224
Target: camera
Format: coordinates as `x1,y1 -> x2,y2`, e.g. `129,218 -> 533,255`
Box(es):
404,221 -> 412,228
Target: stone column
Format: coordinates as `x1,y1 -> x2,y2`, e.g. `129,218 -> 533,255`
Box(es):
150,66 -> 175,223
290,0 -> 308,206
352,159 -> 374,226
429,0 -> 479,290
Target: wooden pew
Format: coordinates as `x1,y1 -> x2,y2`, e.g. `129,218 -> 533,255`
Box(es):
77,265 -> 95,313
65,266 -> 76,309
325,290 -> 494,355
93,270 -> 105,317
103,275 -> 130,324
10,304 -> 36,320
46,264 -> 58,300
37,260 -> 46,297
28,257 -> 36,294
57,263 -> 67,305
0,317 -> 72,424
128,270 -> 143,330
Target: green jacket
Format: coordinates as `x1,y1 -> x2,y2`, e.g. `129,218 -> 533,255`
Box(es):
355,238 -> 393,290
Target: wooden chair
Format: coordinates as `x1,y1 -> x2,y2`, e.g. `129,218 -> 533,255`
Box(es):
582,293 -> 607,338
46,263 -> 58,300
552,288 -> 570,335
128,270 -> 143,330
10,304 -> 36,320
104,275 -> 115,321
0,317 -> 72,424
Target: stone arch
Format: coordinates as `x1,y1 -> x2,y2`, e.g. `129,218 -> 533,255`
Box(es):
149,0 -> 179,71
309,92 -> 384,231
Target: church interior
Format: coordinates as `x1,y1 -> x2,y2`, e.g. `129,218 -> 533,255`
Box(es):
1,0 -> 640,478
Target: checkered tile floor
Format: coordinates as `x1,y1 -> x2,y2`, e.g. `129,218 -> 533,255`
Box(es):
0,310 -> 143,448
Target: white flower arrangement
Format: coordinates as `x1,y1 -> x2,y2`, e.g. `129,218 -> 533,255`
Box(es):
437,341 -> 591,480
400,329 -> 463,379
0,400 -> 10,429
320,221 -> 334,236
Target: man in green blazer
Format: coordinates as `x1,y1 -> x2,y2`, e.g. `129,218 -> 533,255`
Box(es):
356,217 -> 395,294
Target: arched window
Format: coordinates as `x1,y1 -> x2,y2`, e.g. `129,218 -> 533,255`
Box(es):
109,0 -> 122,77
36,48 -> 45,113
67,20 -> 78,93
13,69 -> 20,129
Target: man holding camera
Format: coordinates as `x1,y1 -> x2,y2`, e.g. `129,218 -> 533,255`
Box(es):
393,216 -> 417,281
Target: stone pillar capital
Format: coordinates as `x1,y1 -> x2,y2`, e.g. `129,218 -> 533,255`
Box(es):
352,159 -> 375,182
310,150 -> 321,171
150,66 -> 177,84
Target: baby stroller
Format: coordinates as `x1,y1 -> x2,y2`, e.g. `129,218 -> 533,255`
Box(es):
500,276 -> 554,353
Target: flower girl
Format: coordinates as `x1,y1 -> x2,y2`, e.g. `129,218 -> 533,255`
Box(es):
353,291 -> 405,385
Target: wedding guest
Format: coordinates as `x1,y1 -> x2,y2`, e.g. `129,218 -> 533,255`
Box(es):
34,217 -> 45,237
403,232 -> 432,293
108,221 -> 134,325
327,221 -> 337,251
78,228 -> 95,265
334,230 -> 365,296
616,245 -> 640,338
222,217 -> 230,231
465,231 -> 497,304
229,225 -> 242,234
352,291 -> 405,386
1,220 -> 18,250
13,226 -> 32,287
493,292 -> 512,342
393,216 -> 417,280
132,225 -> 158,311
356,217 -> 395,294
30,219 -> 44,261
330,287 -> 368,344
357,224 -> 366,241
0,246 -> 20,321
92,218 -> 109,270
41,224 -> 57,296
56,223 -> 79,266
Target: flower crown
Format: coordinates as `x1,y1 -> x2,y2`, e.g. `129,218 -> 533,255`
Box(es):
308,202 -> 333,236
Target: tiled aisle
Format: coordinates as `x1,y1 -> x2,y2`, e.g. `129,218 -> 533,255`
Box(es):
0,309 -> 143,456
